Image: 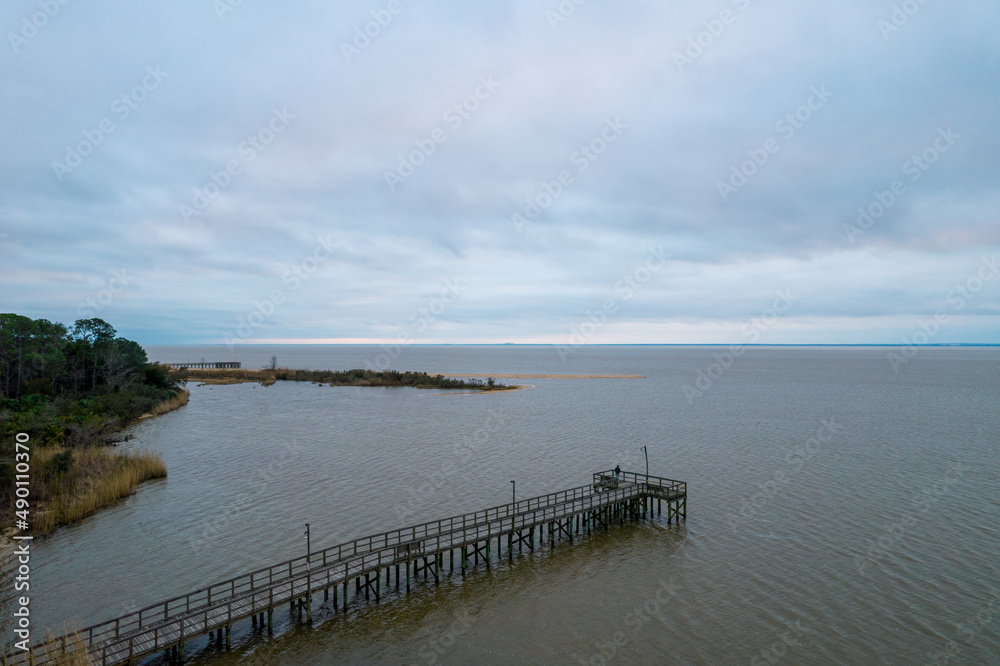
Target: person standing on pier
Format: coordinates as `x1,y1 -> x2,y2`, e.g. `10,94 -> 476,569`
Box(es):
614,465 -> 621,481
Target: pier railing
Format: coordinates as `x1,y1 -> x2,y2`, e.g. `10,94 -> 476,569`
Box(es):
20,481 -> 614,657
593,470 -> 686,496
10,471 -> 686,664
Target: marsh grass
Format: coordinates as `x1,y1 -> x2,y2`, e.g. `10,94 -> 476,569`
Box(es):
29,629 -> 93,665
171,367 -> 514,390
27,447 -> 166,535
143,389 -> 189,416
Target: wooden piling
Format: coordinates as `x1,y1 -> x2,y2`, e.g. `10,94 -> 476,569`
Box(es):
21,470 -> 685,665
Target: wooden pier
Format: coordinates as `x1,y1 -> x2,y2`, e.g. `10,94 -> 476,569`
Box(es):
4,471 -> 685,665
161,362 -> 241,370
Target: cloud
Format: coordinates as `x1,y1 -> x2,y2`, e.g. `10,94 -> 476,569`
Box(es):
1,0 -> 998,344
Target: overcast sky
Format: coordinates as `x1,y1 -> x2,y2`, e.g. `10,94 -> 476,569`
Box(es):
1,1 -> 998,345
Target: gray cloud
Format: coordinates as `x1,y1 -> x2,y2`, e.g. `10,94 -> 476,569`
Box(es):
1,0 -> 998,345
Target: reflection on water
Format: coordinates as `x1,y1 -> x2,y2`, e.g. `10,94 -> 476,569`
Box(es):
5,346 -> 999,664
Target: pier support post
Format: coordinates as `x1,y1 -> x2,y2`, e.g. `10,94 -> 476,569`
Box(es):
396,564 -> 400,589
344,580 -> 349,607
226,624 -> 231,649
406,559 -> 411,592
461,547 -> 466,576
268,610 -> 273,634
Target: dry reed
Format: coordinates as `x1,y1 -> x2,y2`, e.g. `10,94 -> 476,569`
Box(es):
29,447 -> 166,535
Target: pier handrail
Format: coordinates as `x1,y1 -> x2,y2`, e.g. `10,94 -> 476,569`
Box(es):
17,480 -> 625,656
10,473 -> 686,664
594,470 -> 686,494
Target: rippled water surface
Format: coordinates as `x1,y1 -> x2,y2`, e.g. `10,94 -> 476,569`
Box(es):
5,346 -> 999,664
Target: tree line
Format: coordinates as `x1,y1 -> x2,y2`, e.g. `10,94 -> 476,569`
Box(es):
0,314 -> 180,447
0,314 -> 159,399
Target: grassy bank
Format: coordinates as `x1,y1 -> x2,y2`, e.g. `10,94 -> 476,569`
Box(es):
26,631 -> 93,665
142,388 -> 190,417
5,391 -> 184,536
28,446 -> 166,535
172,367 -> 517,390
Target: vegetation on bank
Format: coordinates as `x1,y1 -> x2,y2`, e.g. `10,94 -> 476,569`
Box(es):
1,314 -> 184,535
172,367 -> 516,390
28,446 -> 167,534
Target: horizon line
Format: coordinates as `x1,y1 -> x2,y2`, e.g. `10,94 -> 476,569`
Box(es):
143,342 -> 1000,347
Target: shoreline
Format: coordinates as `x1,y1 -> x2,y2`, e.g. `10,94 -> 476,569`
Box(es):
170,368 -> 519,391
2,391 -> 186,554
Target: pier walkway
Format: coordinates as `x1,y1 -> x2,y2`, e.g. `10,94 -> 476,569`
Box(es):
5,471 -> 685,665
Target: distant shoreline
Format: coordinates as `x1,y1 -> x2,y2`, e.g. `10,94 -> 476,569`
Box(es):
147,343 -> 1000,348
169,368 -> 521,391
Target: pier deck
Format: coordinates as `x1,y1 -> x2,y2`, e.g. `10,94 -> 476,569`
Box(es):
5,470 -> 685,665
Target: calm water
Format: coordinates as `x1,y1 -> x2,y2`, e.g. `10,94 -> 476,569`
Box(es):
4,346 -> 999,664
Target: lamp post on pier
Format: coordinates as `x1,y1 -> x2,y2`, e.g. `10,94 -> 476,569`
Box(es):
640,446 -> 649,481
304,523 -> 312,623
511,480 -> 516,505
